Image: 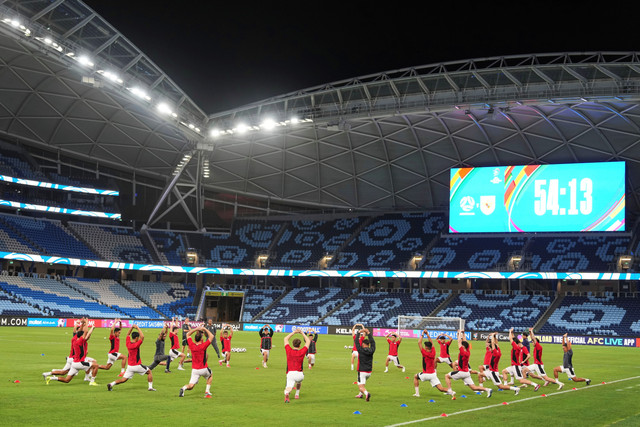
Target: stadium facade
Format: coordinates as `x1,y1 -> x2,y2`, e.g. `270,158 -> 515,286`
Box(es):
0,1 -> 639,338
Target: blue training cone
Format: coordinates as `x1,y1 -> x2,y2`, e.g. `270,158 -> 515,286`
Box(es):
400,404 -> 408,407
461,395 -> 467,398
428,399 -> 435,403
476,391 -> 482,395
353,411 -> 361,415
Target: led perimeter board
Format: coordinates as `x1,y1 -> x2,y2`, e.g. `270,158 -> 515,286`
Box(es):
449,162 -> 625,233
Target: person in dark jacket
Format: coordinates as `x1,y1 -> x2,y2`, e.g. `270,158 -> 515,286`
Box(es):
352,324 -> 375,401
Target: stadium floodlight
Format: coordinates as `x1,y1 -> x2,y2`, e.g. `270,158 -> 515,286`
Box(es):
156,102 -> 173,116
260,119 -> 277,130
97,70 -> 123,84
77,55 -> 94,68
235,123 -> 249,134
209,128 -> 221,138
128,87 -> 151,101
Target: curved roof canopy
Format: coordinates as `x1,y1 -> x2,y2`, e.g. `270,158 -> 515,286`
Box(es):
2,1 -> 640,218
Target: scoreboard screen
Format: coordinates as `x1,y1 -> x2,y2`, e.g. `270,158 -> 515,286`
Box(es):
449,162 -> 625,233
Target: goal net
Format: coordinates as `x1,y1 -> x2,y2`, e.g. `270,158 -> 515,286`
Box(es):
397,316 -> 464,334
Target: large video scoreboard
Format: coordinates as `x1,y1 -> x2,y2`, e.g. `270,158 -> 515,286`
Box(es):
449,162 -> 625,233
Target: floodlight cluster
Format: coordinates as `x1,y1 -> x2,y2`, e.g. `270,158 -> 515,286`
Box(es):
208,117 -> 313,138
1,13 -> 203,137
1,12 -> 314,143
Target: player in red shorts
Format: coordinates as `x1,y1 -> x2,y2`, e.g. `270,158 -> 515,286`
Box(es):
107,324 -> 155,391
444,330 -> 492,396
219,324 -> 233,367
284,328 -> 311,402
436,333 -> 455,368
179,325 -> 214,398
413,329 -> 456,399
384,332 -> 405,373
98,319 -> 126,377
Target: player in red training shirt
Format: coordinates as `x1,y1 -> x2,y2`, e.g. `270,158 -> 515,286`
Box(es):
107,324 -> 155,391
45,319 -> 99,385
478,332 -> 520,396
413,329 -> 456,399
179,326 -> 214,398
436,333 -> 455,368
501,328 -> 540,391
477,334 -> 493,378
350,323 -> 365,370
384,332 -> 405,373
42,319 -> 83,380
444,330 -> 492,396
98,319 -> 126,377
522,328 -> 564,389
283,328 -> 311,403
219,324 -> 234,367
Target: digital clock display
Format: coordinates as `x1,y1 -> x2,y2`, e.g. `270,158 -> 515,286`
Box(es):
449,162 -> 625,233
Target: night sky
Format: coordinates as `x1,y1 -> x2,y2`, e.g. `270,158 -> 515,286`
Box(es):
82,1 -> 638,115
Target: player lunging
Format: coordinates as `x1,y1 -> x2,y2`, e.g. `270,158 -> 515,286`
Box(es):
283,328 -> 311,403
414,329 -> 456,399
384,332 -> 405,373
107,324 -> 155,392
553,333 -> 591,386
523,328 -> 563,389
444,330 -> 492,396
98,319 -> 126,377
179,325 -> 214,398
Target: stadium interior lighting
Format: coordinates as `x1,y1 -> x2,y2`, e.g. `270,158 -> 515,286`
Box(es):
97,70 -> 123,84
156,102 -> 174,116
127,87 -> 151,101
77,55 -> 94,68
260,119 -> 277,130
618,255 -> 633,270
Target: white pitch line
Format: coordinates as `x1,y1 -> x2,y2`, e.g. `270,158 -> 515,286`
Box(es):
386,375 -> 640,426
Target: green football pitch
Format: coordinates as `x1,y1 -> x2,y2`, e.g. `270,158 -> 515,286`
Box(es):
1,327 -> 639,426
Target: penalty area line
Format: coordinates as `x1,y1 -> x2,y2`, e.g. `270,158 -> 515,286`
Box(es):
386,375 -> 640,426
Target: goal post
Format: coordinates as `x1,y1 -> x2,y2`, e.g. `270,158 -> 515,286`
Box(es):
397,316 -> 465,335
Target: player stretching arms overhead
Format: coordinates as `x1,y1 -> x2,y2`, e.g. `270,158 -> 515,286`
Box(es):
384,332 -> 405,373
98,319 -> 126,377
45,319 -> 99,386
477,335 -> 493,379
553,333 -> 591,386
350,323 -> 365,370
147,325 -> 172,373
179,326 -> 214,398
502,328 -> 540,391
444,330 -> 492,396
307,331 -> 318,369
413,329 -> 456,399
353,324 -> 376,401
478,332 -> 519,396
107,324 -> 155,392
283,328 -> 311,403
436,333 -> 455,369
259,324 -> 274,368
42,319 -> 83,380
219,324 -> 233,367
522,328 -> 563,389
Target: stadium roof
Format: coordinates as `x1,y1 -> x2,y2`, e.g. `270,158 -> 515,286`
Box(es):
1,1 -> 640,219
